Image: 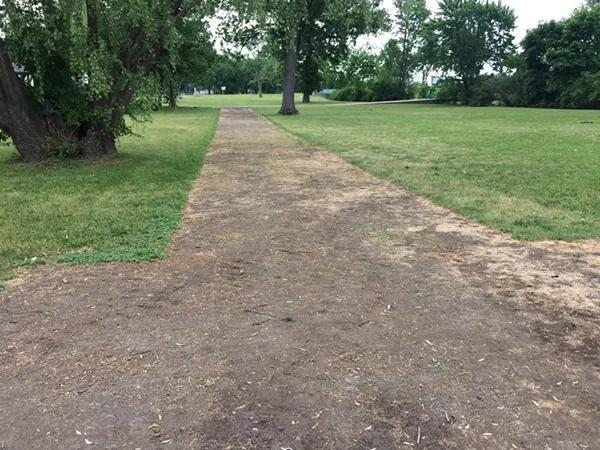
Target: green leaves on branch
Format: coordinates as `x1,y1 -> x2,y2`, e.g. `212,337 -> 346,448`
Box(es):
426,0 -> 516,102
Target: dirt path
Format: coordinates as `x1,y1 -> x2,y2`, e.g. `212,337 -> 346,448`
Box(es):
2,109 -> 599,450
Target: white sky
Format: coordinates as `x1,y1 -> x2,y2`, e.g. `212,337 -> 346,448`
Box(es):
360,0 -> 585,50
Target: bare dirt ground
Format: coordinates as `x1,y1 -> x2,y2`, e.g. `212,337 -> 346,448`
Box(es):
1,109 -> 599,450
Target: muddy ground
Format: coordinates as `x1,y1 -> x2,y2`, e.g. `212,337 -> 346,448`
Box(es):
1,109 -> 599,449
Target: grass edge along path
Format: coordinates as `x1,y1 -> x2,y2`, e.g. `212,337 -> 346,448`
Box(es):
260,104 -> 600,241
0,108 -> 220,280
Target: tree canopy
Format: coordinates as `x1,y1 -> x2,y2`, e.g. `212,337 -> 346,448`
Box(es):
0,0 -> 210,161
228,0 -> 385,114
426,0 -> 516,102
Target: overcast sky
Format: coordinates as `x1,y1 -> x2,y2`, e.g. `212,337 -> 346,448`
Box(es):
360,0 -> 586,50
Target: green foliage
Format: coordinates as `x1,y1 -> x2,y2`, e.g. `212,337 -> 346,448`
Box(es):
415,82 -> 436,99
264,104 -> 600,240
0,108 -> 219,279
229,0 -> 385,110
0,130 -> 9,145
205,53 -> 257,94
560,73 -> 600,109
427,0 -> 516,102
381,0 -> 430,97
45,136 -> 81,160
0,0 -> 210,160
330,85 -> 373,102
159,15 -> 217,107
295,0 -> 386,96
323,50 -> 382,88
372,76 -> 406,101
517,2 -> 600,109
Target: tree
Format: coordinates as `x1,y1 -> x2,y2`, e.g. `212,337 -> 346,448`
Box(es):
296,0 -> 385,103
518,2 -> 600,108
323,49 -> 381,88
383,0 -> 430,98
427,0 -> 516,102
231,0 -> 385,114
159,16 -> 216,107
220,16 -> 271,98
0,0 -> 208,162
206,53 -> 256,93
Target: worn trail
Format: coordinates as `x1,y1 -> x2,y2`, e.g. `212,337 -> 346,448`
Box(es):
1,109 -> 599,449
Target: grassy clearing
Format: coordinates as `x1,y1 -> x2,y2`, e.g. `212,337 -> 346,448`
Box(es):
178,93 -> 331,107
0,108 -> 219,279
261,104 -> 600,240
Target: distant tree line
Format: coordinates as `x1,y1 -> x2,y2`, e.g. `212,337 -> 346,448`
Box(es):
327,0 -> 600,109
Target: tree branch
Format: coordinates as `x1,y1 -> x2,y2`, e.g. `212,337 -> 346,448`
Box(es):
173,0 -> 203,22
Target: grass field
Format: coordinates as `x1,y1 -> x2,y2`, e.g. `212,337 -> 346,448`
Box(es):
177,93 -> 331,107
262,104 -> 600,240
0,108 -> 219,279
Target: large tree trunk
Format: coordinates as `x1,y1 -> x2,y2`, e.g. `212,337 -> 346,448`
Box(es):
0,38 -> 49,162
462,74 -> 473,103
256,63 -> 263,98
1,38 -> 119,161
302,90 -> 310,103
278,44 -> 299,116
167,77 -> 177,107
80,129 -> 118,159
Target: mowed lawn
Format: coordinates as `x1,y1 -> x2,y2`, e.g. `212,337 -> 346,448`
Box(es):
178,93 -> 332,107
0,108 -> 219,279
263,104 -> 600,240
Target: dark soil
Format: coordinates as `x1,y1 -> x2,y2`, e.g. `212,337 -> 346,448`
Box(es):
1,109 -> 599,450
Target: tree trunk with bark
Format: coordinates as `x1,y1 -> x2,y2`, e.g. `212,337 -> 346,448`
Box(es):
256,62 -> 263,98
167,77 -> 178,107
0,39 -> 49,162
302,90 -> 310,103
278,44 -> 299,115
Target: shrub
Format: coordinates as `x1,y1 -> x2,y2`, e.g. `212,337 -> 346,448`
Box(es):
331,86 -> 358,101
435,79 -> 463,103
361,89 -> 375,102
559,72 -> 600,109
371,76 -> 404,102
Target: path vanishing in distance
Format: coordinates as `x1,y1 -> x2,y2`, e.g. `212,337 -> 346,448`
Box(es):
1,108 -> 599,449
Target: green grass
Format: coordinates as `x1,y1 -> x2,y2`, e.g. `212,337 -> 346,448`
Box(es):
261,104 -> 600,240
0,108 -> 219,279
178,93 -> 332,107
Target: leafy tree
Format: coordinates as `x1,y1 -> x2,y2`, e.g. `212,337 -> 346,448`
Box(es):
231,0 -> 385,114
519,2 -> 600,108
296,0 -> 385,103
427,0 -> 516,102
220,19 -> 271,98
247,56 -> 282,93
0,0 -> 209,162
206,53 -> 256,93
382,0 -> 430,98
323,49 -> 381,88
159,16 -> 216,107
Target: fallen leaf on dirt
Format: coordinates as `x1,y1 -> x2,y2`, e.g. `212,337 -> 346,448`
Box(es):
84,438 -> 93,445
148,424 -> 160,430
76,430 -> 82,435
